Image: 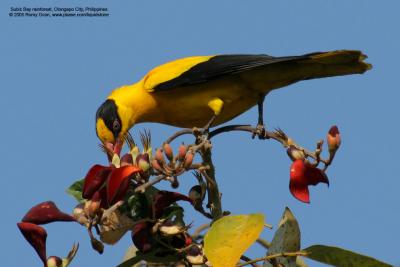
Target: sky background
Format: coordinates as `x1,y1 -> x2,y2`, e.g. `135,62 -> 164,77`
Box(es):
1,1 -> 398,266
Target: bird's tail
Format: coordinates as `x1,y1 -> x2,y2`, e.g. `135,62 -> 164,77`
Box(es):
242,50 -> 372,93
297,50 -> 372,79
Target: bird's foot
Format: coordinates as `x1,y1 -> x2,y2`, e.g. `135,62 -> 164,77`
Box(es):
252,123 -> 268,140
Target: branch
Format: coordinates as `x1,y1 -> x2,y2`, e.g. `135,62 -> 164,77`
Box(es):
236,251 -> 309,267
135,175 -> 166,193
209,125 -> 331,167
191,223 -> 210,239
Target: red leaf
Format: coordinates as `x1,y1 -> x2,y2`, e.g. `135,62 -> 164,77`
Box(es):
107,166 -> 141,205
82,165 -> 112,199
17,222 -> 47,265
22,201 -> 75,225
152,191 -> 192,218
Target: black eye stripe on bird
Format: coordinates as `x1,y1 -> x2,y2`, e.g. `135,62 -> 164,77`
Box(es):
95,50 -> 372,145
96,99 -> 122,137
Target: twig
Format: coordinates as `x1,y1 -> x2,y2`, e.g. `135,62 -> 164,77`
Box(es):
256,238 -> 271,249
209,125 -> 330,167
165,129 -> 194,144
236,251 -> 309,267
135,175 -> 166,193
240,255 -> 261,267
191,223 -> 210,239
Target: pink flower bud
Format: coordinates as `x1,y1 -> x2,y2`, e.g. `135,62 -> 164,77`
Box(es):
178,144 -> 187,160
151,159 -> 163,172
163,143 -> 173,160
184,152 -> 194,169
327,125 -> 341,151
155,149 -> 164,163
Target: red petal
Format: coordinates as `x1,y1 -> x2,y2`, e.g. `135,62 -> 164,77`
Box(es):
289,182 -> 310,203
131,222 -> 154,253
82,165 -> 112,199
107,166 -> 141,205
305,164 -> 329,186
290,160 -> 307,185
17,222 -> 47,264
98,187 -> 109,209
120,153 -> 133,166
22,201 -> 75,225
153,191 -> 192,218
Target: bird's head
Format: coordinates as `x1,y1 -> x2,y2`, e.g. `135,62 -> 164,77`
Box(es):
95,99 -> 129,150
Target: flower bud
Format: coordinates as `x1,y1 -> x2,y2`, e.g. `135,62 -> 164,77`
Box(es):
184,152 -> 194,169
155,149 -> 164,163
151,159 -> 163,172
178,144 -> 187,160
136,153 -> 150,172
85,192 -> 101,218
163,143 -> 173,160
171,177 -> 179,189
186,245 -> 205,265
73,204 -> 89,226
120,153 -> 133,167
327,125 -> 341,152
46,256 -> 62,267
286,145 -> 305,161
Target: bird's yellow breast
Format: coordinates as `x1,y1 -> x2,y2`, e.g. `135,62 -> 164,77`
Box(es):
108,76 -> 262,129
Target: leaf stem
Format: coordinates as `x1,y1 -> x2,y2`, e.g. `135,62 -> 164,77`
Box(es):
236,251 -> 309,267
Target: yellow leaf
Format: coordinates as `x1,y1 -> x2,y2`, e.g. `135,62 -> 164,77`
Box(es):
204,213 -> 265,267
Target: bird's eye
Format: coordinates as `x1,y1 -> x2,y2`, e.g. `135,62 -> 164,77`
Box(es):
112,120 -> 121,132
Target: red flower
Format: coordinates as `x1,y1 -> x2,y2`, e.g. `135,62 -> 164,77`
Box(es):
82,165 -> 112,200
107,165 -> 141,205
22,201 -> 75,225
131,221 -> 154,253
82,164 -> 141,207
289,160 -> 329,203
17,222 -> 47,265
152,191 -> 193,218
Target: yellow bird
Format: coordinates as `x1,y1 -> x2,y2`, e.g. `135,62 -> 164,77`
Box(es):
95,50 -> 371,146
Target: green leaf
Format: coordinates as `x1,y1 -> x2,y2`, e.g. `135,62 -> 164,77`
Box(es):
304,245 -> 393,267
204,213 -> 265,267
161,205 -> 185,225
66,179 -> 85,203
265,207 -> 300,267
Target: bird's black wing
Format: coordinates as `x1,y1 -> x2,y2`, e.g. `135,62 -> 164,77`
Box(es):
152,54 -> 309,92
